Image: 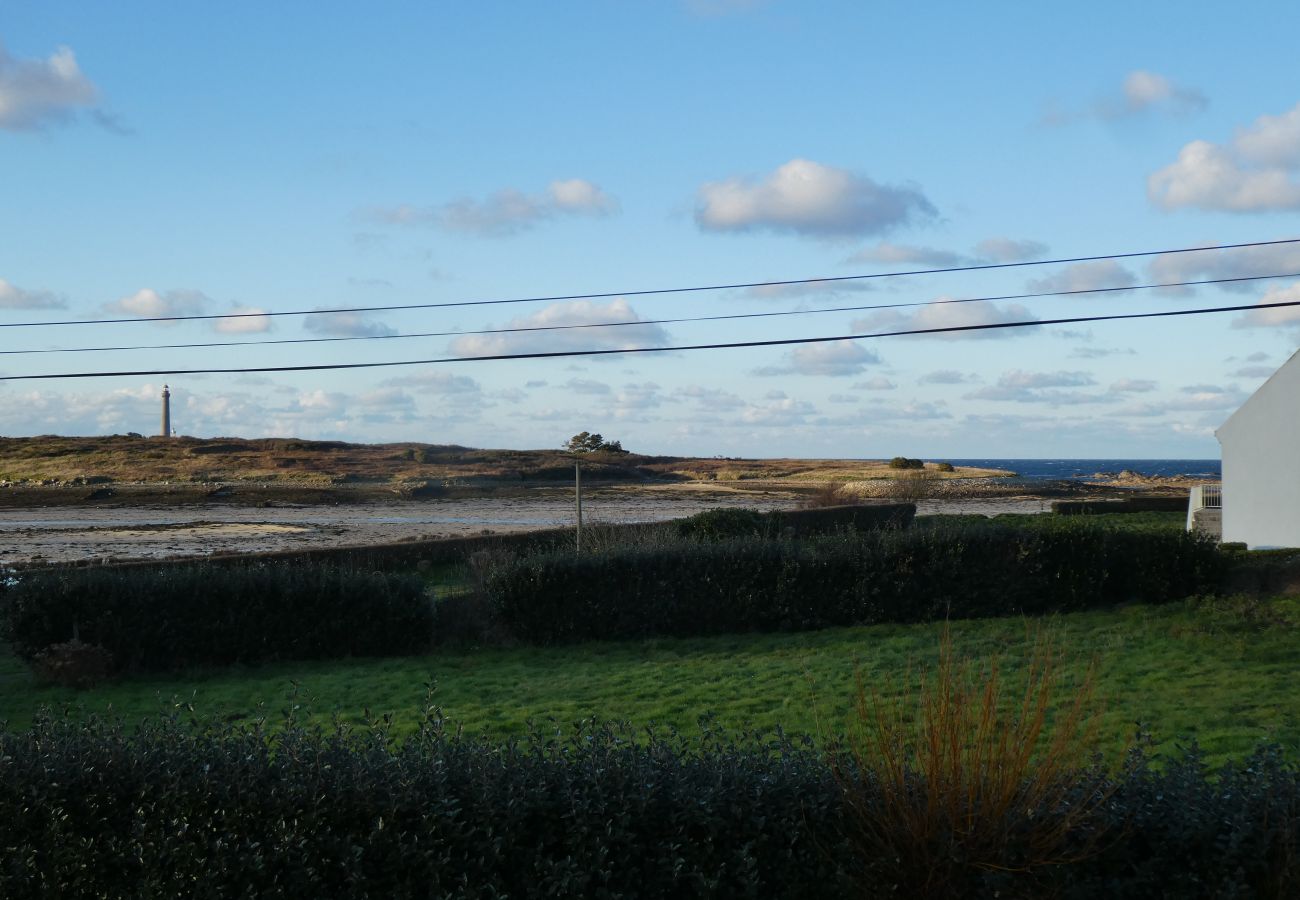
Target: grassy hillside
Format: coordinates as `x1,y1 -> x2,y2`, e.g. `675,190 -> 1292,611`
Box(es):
0,434 -> 1009,486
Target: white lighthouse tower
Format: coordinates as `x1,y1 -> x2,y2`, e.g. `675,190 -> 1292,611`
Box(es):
161,384 -> 172,437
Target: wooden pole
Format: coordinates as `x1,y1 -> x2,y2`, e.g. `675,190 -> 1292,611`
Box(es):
575,460 -> 583,553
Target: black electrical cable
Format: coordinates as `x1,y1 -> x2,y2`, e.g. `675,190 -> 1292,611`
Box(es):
4,296 -> 1297,381
2,237 -> 1297,329
5,269 -> 1297,357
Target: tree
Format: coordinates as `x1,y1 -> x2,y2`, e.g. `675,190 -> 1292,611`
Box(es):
564,432 -> 629,454
564,431 -> 605,453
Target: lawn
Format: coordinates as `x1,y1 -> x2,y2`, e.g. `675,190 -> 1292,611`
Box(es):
2,593 -> 1295,767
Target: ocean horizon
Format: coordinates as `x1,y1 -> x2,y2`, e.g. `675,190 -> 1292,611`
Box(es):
938,459 -> 1221,480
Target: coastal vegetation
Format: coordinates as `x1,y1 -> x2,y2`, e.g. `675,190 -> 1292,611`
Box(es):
0,434 -> 1011,490
1,506 -> 1294,894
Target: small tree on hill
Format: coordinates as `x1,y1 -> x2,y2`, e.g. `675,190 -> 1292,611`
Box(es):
564,432 -> 629,454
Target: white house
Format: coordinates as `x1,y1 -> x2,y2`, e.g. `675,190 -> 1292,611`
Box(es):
1215,347 -> 1300,549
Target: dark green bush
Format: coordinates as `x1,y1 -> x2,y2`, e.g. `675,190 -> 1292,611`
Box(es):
0,563 -> 432,672
489,521 -> 1226,644
0,714 -> 1292,898
888,456 -> 925,469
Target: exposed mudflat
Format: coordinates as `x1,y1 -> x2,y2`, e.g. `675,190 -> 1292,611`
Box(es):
0,483 -> 1072,565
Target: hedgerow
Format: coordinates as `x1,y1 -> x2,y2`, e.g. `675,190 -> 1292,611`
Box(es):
0,563 -> 432,672
0,713 -> 1293,898
489,521 -> 1226,644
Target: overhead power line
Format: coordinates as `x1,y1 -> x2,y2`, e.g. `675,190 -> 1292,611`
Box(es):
3,237 -> 1298,330
5,269 -> 1298,357
4,296 -> 1298,382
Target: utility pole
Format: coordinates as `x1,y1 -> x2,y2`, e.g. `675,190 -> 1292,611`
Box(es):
575,460 -> 583,553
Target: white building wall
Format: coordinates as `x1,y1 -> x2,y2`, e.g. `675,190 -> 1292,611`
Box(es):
1216,349 -> 1300,549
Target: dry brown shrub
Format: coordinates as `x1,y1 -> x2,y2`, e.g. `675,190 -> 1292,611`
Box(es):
879,468 -> 941,502
31,639 -> 115,689
801,481 -> 850,508
827,627 -> 1115,896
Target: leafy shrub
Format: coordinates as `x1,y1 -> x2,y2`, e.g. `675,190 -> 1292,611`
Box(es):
935,461 -> 955,473
0,563 -> 433,672
30,639 -> 115,688
0,713 -> 852,899
889,456 -> 925,469
0,712 -> 1293,898
489,521 -> 1226,644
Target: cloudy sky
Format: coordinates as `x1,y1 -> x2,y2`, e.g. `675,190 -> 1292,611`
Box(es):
2,1 -> 1298,458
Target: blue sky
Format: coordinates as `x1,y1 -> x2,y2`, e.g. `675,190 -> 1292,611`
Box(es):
2,1 -> 1298,458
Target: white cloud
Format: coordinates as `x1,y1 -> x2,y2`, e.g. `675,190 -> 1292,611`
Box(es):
1234,103 -> 1300,168
741,395 -> 818,426
611,382 -> 663,417
1231,365 -> 1276,378
0,41 -> 99,131
1026,260 -> 1138,294
384,371 -> 482,396
694,158 -> 936,238
855,400 -> 951,421
973,237 -> 1049,263
548,179 -> 619,214
966,370 -> 1107,404
1166,384 -> 1249,411
107,288 -> 212,321
302,309 -> 396,337
564,378 -> 612,395
918,370 -> 977,385
369,178 -> 618,237
1071,346 -> 1135,359
1045,70 -> 1205,126
1147,240 -> 1300,294
1231,281 -> 1300,329
1109,378 -> 1157,393
212,306 -> 272,334
1113,70 -> 1207,117
851,376 -> 896,391
852,300 -> 1038,340
674,385 -> 745,410
0,278 -> 65,309
449,299 -> 669,357
739,280 -> 874,301
753,340 -> 880,377
844,242 -> 968,267
1149,102 -> 1300,212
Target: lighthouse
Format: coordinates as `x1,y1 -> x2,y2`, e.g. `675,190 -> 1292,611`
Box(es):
161,384 -> 172,437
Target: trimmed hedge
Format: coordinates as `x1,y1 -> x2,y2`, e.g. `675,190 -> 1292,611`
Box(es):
1052,497 -> 1190,515
489,522 -> 1226,644
673,503 -> 915,541
0,563 -> 432,672
0,714 -> 1294,898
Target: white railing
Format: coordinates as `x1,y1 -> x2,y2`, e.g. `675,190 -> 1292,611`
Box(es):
1186,483 -> 1223,532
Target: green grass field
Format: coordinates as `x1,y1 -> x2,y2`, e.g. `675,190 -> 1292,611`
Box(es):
2,592 -> 1295,767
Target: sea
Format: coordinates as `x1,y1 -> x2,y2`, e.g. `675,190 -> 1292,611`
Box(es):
940,459 -> 1221,481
